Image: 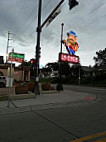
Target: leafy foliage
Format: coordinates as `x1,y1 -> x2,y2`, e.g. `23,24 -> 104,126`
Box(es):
94,48 -> 106,67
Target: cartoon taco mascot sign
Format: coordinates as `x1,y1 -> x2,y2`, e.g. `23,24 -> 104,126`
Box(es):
62,31 -> 79,55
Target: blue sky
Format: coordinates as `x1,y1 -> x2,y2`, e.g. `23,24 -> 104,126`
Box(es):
0,0 -> 106,67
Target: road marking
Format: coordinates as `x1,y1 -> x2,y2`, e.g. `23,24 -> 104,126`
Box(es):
70,131 -> 106,142
85,97 -> 94,101
94,137 -> 106,142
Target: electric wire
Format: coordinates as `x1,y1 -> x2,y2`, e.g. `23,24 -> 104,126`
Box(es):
13,0 -> 36,30
81,14 -> 106,31
20,4 -> 38,29
73,1 -> 106,30
14,0 -> 53,44
6,0 -> 106,58
15,0 -> 54,48
29,0 -> 67,37
21,0 -> 53,34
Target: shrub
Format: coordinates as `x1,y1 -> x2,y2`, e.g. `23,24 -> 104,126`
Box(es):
41,83 -> 51,91
27,82 -> 34,91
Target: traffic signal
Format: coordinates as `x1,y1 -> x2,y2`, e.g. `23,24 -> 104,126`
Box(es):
30,59 -> 34,64
38,47 -> 41,58
36,46 -> 41,58
30,59 -> 36,66
69,0 -> 79,10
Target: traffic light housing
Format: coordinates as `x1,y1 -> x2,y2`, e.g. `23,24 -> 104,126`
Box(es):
36,47 -> 41,58
69,0 -> 79,10
30,59 -> 34,64
30,59 -> 36,67
38,47 -> 41,58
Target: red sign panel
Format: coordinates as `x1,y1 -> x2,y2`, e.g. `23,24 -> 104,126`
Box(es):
8,58 -> 24,63
59,53 -> 79,64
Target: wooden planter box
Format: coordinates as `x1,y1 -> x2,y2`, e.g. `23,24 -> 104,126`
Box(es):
27,82 -> 34,91
15,85 -> 28,94
41,83 -> 51,91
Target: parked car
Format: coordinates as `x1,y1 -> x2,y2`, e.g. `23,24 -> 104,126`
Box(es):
0,76 -> 6,88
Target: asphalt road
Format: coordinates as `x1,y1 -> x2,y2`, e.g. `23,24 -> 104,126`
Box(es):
0,85 -> 106,142
63,84 -> 106,94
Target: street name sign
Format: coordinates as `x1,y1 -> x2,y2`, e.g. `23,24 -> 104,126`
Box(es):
46,7 -> 61,26
8,52 -> 25,63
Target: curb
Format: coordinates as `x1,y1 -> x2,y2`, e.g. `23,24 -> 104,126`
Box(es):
0,100 -> 84,115
0,106 -> 30,115
0,90 -> 58,101
0,97 -> 97,115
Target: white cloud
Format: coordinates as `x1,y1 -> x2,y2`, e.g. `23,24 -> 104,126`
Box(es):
0,0 -> 106,67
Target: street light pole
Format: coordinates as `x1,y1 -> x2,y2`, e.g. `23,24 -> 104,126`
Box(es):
34,0 -> 78,94
34,0 -> 42,95
56,23 -> 64,91
61,23 -> 64,52
78,59 -> 81,85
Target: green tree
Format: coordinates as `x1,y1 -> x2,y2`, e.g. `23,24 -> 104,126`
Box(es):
94,48 -> 106,67
61,62 -> 70,76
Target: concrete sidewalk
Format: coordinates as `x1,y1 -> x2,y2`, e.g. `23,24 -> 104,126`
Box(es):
0,90 -> 97,114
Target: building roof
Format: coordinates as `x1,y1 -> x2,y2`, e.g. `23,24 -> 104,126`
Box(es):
81,66 -> 93,72
94,65 -> 106,71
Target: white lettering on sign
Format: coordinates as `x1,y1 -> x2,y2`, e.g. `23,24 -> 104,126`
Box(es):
59,53 -> 79,64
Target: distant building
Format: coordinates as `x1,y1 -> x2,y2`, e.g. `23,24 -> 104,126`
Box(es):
93,65 -> 106,76
0,62 -> 30,83
81,66 -> 93,77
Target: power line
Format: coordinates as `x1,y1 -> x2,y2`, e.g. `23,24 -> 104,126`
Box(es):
17,6 -> 38,33
19,0 -> 53,34
14,0 -> 62,39
20,5 -> 38,28
13,1 -> 36,30
81,1 -> 106,21
29,0 -> 67,37
24,0 -> 53,29
69,1 -> 106,34
80,14 -> 106,31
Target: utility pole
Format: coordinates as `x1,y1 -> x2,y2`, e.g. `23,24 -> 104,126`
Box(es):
6,32 -> 17,108
7,48 -> 17,108
6,31 -> 14,63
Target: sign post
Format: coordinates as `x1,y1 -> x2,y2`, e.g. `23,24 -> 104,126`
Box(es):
56,23 -> 64,91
